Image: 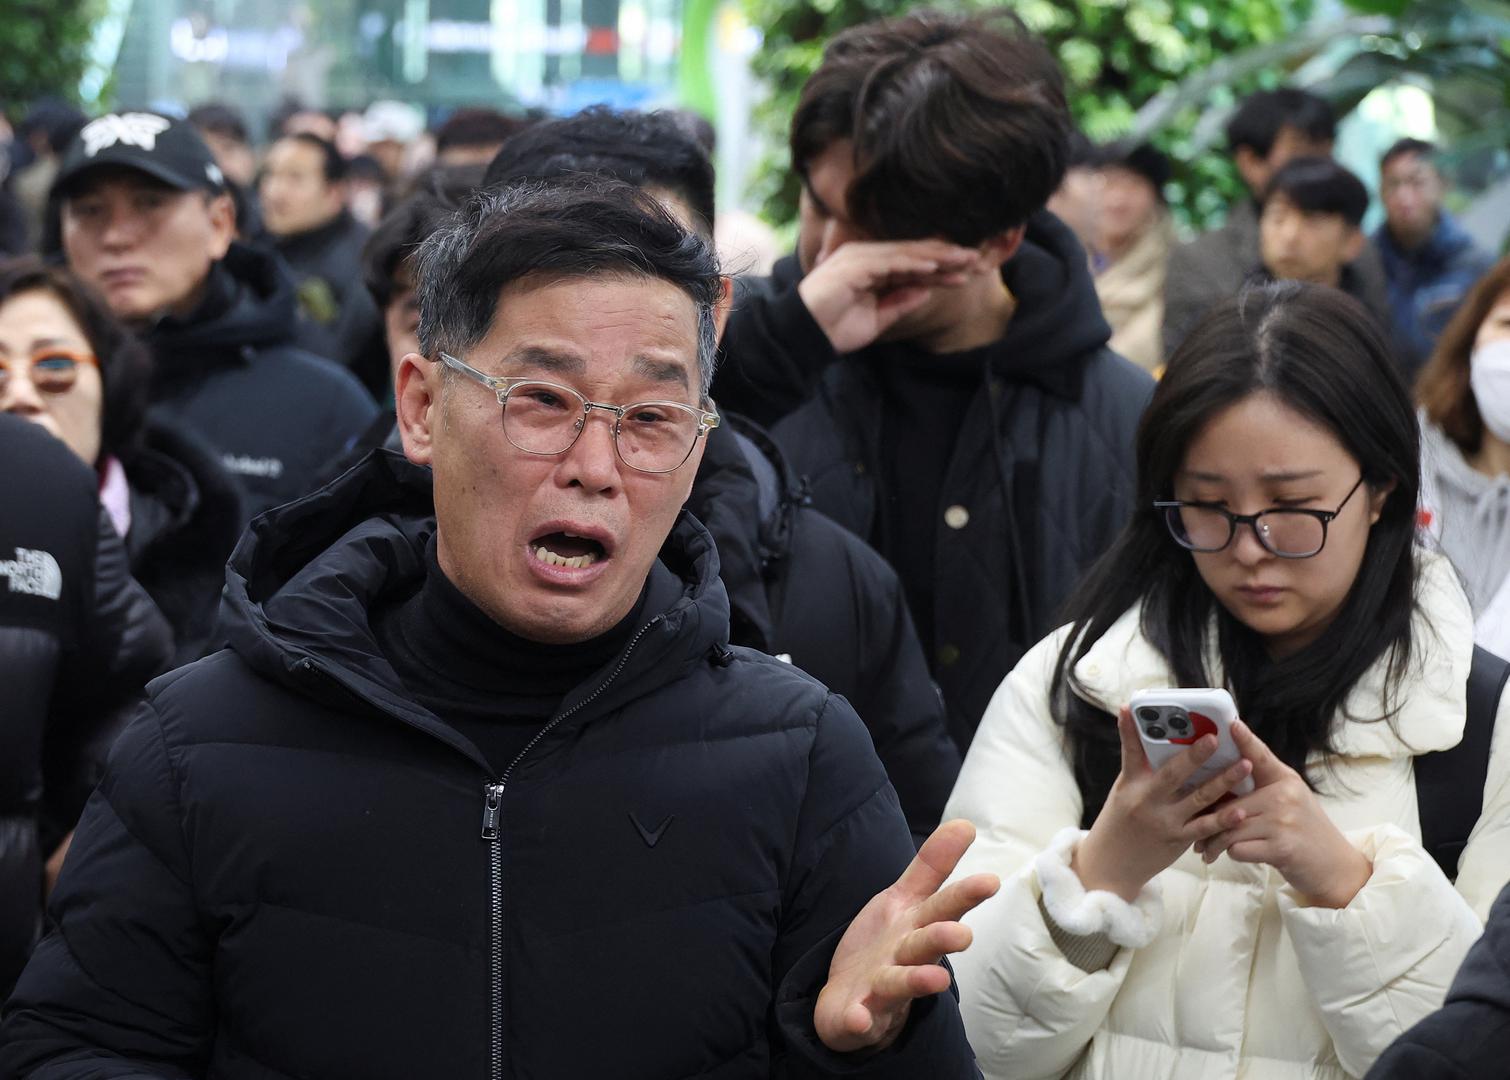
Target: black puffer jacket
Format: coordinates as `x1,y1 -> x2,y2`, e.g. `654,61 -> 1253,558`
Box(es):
0,416 -> 171,999
1366,881 -> 1510,1079
715,212 -> 1154,747
0,451 -> 977,1080
122,415 -> 243,665
143,243 -> 379,519
690,417 -> 960,843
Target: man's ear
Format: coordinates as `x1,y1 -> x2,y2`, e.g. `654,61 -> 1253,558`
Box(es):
979,224 -> 1027,271
1340,226 -> 1365,265
1233,146 -> 1268,198
206,192 -> 237,260
713,276 -> 734,345
395,353 -> 438,465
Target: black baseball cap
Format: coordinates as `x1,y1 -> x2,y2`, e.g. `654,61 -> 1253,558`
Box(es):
52,112 -> 226,199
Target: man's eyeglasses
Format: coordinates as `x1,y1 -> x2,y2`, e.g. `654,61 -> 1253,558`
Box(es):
1154,475 -> 1366,559
0,349 -> 98,396
437,352 -> 720,475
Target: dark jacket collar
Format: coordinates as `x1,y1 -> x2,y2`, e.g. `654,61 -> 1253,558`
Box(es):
143,242 -> 303,375
219,450 -> 731,737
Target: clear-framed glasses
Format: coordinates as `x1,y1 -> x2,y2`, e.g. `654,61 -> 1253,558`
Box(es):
438,351 -> 720,475
0,348 -> 98,396
1154,475 -> 1366,559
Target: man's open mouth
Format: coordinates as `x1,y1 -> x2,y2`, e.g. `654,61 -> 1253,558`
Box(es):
530,530 -> 609,570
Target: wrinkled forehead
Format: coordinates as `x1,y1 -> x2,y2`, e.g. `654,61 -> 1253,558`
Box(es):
489,271 -> 703,387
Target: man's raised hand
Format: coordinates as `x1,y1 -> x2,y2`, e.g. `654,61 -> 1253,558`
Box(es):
814,819 -> 1000,1054
797,240 -> 979,354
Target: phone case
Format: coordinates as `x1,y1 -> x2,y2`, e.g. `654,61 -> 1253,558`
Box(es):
1127,688 -> 1255,796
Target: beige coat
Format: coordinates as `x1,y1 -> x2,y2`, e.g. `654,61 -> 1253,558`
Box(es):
1095,214 -> 1174,374
945,554 -> 1510,1079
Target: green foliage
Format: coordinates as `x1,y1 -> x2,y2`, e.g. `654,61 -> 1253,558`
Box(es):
0,0 -> 96,109
744,0 -> 1315,231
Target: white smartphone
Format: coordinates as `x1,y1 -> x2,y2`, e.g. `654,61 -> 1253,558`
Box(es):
1127,688 -> 1255,797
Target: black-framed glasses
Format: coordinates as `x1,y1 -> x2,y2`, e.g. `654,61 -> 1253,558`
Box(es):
437,351 -> 720,475
1154,475 -> 1366,559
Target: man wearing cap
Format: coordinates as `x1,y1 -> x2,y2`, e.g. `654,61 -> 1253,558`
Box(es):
50,112 -> 378,519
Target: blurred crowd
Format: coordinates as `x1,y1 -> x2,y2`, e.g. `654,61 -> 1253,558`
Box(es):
0,9 -> 1509,1078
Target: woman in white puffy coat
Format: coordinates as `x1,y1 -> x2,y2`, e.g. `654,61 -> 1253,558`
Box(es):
946,282 -> 1510,1080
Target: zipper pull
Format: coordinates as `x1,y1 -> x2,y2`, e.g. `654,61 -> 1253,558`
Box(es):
480,783 -> 504,840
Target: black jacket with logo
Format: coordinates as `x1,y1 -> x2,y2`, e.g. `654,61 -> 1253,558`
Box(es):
689,417 -> 961,843
0,416 -> 172,999
0,450 -> 978,1080
143,243 -> 379,519
714,212 -> 1154,747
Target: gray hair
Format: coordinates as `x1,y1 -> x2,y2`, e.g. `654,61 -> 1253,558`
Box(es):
413,180 -> 721,398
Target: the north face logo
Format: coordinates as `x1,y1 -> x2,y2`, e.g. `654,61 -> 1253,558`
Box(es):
80,113 -> 172,157
0,548 -> 62,600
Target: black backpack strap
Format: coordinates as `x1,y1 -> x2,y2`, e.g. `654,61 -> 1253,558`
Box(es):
1416,645 -> 1508,881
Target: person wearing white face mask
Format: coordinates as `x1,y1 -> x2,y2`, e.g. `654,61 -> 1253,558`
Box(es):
1418,256 -> 1510,654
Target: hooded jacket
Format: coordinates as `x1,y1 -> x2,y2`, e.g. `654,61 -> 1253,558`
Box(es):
143,242 -> 379,519
1366,881 -> 1510,1079
1376,212 -> 1494,379
689,417 -> 961,844
0,416 -> 172,999
944,553 -> 1510,1080
120,415 -> 244,665
716,211 -> 1153,748
0,450 -> 977,1080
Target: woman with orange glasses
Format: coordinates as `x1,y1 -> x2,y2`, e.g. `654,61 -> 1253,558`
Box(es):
0,257 -> 241,663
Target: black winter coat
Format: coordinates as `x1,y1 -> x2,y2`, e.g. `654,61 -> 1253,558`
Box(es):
122,415 -> 244,665
1366,881 -> 1510,1079
714,212 -> 1154,747
0,451 -> 978,1080
272,209 -> 385,391
689,417 -> 961,844
143,243 -> 379,519
0,417 -> 172,998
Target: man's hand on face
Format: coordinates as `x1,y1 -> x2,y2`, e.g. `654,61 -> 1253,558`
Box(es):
797,240 -> 978,354
814,819 -> 1000,1054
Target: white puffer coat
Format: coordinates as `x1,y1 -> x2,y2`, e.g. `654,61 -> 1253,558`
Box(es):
945,554 -> 1510,1080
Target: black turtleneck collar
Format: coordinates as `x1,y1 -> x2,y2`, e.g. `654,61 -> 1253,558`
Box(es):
372,535 -> 681,772
273,208 -> 359,260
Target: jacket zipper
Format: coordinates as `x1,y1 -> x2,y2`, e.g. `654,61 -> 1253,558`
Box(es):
477,614 -> 663,1080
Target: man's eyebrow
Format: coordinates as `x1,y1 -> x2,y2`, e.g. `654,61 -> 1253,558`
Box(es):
633,355 -> 690,391
504,346 -> 585,376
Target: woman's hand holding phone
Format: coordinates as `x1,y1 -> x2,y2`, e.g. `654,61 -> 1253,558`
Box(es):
1072,707 -> 1254,903
1192,719 -> 1372,909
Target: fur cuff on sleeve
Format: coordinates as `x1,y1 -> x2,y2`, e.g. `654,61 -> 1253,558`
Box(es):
1033,826 -> 1164,949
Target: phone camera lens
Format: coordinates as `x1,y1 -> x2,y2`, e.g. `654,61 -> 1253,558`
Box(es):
1170,714 -> 1190,731
1137,707 -> 1161,725
1146,724 -> 1167,740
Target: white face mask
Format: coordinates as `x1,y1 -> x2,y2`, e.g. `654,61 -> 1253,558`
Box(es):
1470,339 -> 1510,444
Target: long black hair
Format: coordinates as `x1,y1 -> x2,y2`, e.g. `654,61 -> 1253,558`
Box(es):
1054,282 -> 1422,823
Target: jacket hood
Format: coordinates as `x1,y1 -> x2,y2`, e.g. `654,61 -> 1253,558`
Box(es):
1071,549 -> 1475,760
144,242 -> 302,372
687,415 -> 796,651
219,450 -> 731,736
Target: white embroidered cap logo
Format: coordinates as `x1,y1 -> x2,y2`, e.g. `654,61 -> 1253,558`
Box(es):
80,113 -> 173,158
0,547 -> 62,601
